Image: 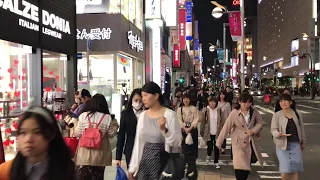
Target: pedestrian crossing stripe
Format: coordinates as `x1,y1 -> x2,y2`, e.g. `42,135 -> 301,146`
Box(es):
255,105 -> 312,115
257,171 -> 281,179
196,160 -> 277,167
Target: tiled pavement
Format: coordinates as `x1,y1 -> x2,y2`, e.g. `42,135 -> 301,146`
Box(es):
104,160 -> 236,180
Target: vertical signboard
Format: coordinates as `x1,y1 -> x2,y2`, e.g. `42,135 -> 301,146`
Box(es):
179,9 -> 186,50
145,0 -> 161,19
185,1 -> 192,40
228,12 -> 242,41
173,44 -> 180,68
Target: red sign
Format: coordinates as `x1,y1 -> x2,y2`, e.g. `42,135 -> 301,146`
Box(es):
233,0 -> 240,6
173,44 -> 180,68
228,12 -> 242,41
179,9 -> 186,50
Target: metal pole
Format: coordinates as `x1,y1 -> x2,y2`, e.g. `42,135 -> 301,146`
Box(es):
307,53 -> 315,99
240,0 -> 245,92
223,23 -> 227,89
86,39 -> 91,87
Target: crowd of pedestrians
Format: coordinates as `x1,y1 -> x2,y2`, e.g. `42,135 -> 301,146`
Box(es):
0,82 -> 306,180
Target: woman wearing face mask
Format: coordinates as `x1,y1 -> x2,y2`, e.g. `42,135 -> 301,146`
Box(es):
0,106 -> 75,180
115,88 -> 144,168
216,93 -> 264,180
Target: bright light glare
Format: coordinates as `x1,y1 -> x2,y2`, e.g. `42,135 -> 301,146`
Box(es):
211,7 -> 223,18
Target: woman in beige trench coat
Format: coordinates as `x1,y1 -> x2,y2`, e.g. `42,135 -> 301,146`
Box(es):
216,93 -> 264,180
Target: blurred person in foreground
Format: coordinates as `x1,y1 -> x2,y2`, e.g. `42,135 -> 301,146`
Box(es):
0,106 -> 75,180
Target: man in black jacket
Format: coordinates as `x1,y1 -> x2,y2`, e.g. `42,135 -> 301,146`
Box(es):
274,89 -> 296,112
225,86 -> 234,109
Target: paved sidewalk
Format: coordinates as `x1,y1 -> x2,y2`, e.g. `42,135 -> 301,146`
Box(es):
104,160 -> 236,180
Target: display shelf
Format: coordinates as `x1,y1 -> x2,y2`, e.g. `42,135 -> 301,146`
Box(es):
1,117 -> 19,161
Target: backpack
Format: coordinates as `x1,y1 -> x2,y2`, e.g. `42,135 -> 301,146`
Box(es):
79,113 -> 106,149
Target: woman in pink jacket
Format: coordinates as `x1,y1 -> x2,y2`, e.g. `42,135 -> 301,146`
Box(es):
216,93 -> 264,180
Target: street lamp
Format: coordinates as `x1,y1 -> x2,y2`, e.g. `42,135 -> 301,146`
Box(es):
210,1 -> 245,92
301,33 -> 318,99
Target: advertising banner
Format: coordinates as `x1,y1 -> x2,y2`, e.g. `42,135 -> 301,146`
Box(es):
228,12 -> 242,41
145,0 -> 161,19
173,44 -> 180,68
178,9 -> 186,50
194,39 -> 199,50
185,1 -> 192,40
217,48 -> 224,62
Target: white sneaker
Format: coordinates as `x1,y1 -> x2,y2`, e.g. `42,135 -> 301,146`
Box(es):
215,163 -> 221,169
206,156 -> 211,164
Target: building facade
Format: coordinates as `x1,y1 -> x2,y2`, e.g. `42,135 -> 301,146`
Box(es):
258,0 -> 317,88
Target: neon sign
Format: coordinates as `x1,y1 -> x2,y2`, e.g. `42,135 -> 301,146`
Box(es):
233,0 -> 240,6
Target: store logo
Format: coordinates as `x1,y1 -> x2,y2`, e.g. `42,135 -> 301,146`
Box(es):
180,23 -> 184,36
127,31 -> 143,52
76,28 -> 112,40
0,0 -> 71,39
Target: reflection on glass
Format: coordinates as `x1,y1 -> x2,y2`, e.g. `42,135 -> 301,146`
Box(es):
77,54 -> 114,110
42,50 -> 67,93
0,40 -> 31,161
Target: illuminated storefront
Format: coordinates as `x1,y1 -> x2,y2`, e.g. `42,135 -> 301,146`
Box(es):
0,0 -> 77,161
77,13 -> 145,120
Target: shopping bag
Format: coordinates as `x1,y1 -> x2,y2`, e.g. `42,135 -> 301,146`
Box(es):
185,133 -> 193,145
115,165 -> 128,180
199,138 -> 207,148
64,137 -> 79,158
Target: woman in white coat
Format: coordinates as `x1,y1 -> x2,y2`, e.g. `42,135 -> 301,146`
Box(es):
128,82 -> 182,180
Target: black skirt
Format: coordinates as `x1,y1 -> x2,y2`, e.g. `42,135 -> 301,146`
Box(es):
75,165 -> 105,180
136,142 -> 165,180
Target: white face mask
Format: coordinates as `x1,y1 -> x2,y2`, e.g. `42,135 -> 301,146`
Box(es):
132,102 -> 143,110
75,99 -> 80,104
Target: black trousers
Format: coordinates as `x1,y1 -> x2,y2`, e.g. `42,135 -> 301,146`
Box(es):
234,169 -> 250,180
221,139 -> 227,149
125,153 -> 132,170
207,135 -> 219,163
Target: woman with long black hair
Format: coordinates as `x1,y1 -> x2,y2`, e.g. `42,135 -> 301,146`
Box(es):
0,106 -> 75,180
75,94 -> 119,180
216,93 -> 264,180
115,88 -> 144,168
217,90 -> 232,154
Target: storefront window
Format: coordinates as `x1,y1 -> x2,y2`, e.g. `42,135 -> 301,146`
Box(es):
77,54 -> 114,109
134,60 -> 144,88
119,0 -> 143,31
42,50 -> 68,93
0,40 -> 31,161
117,53 -> 132,94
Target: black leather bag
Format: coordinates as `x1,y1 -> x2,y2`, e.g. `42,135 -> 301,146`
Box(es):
158,151 -> 185,180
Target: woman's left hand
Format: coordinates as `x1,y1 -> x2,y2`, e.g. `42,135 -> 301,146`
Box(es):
158,116 -> 167,131
301,143 -> 305,151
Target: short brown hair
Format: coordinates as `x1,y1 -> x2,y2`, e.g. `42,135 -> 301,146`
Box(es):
208,96 -> 218,105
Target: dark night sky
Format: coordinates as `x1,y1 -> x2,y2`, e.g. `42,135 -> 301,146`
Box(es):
193,0 -> 257,72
